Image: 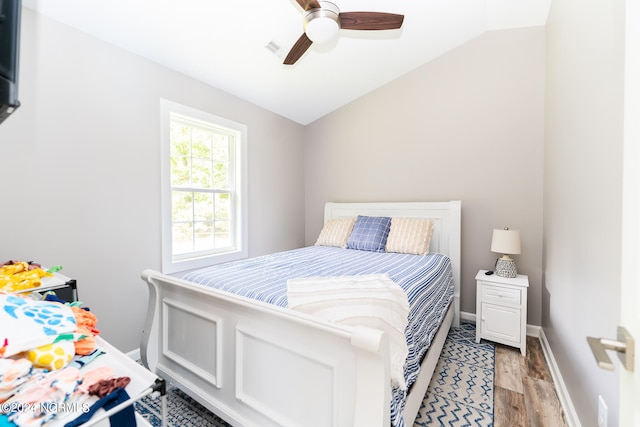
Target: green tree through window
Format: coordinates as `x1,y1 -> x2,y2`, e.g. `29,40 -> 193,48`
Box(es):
161,100 -> 247,273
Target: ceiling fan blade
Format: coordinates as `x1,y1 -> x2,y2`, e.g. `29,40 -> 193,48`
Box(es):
295,0 -> 321,11
339,12 -> 404,30
283,33 -> 313,65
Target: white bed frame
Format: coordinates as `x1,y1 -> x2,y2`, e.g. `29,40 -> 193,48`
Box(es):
140,201 -> 461,427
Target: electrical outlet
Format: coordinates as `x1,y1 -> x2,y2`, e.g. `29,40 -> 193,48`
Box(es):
598,395 -> 608,427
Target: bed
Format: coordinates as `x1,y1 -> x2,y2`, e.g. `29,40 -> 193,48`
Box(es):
140,201 -> 461,427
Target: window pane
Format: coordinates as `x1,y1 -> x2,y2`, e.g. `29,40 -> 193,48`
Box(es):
172,191 -> 193,222
215,193 -> 230,220
192,158 -> 212,189
215,220 -> 231,248
213,134 -> 229,156
170,123 -> 191,157
212,136 -> 230,189
170,154 -> 191,187
172,222 -> 193,255
194,221 -> 214,251
192,128 -> 213,160
193,192 -> 213,221
212,161 -> 229,189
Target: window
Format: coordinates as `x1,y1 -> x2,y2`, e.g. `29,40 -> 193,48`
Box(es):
161,99 -> 247,273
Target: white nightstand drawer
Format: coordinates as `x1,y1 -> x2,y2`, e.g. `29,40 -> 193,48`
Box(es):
481,283 -> 521,305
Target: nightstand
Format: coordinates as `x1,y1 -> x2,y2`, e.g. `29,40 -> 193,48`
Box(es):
475,270 -> 529,355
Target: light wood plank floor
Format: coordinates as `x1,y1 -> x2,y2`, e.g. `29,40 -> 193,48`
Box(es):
494,336 -> 568,427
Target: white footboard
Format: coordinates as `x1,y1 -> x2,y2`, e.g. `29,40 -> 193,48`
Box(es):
140,269 -> 392,427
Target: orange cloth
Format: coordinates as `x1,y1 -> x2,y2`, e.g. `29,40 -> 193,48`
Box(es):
71,306 -> 100,335
74,327 -> 97,355
71,306 -> 100,355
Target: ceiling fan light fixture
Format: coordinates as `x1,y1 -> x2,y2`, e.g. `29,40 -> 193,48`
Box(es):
284,0 -> 404,65
304,1 -> 340,44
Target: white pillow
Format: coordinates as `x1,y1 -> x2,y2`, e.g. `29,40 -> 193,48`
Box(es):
314,217 -> 356,248
385,218 -> 435,255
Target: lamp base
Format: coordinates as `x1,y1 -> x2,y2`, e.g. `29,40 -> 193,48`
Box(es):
495,258 -> 517,278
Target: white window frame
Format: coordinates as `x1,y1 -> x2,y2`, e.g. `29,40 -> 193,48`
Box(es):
160,99 -> 248,274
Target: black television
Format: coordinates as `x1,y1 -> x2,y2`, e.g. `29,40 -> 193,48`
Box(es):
0,0 -> 21,125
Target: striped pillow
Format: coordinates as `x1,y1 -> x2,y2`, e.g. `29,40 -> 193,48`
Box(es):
315,217 -> 356,248
385,218 -> 435,255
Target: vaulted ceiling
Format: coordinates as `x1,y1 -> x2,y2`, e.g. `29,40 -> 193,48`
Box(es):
23,0 -> 550,125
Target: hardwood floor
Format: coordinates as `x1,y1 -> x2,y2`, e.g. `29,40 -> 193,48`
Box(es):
494,335 -> 568,427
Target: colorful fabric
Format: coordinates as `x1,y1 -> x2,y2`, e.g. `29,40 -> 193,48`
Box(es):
69,307 -> 99,336
5,367 -> 81,427
0,414 -> 15,427
72,330 -> 96,356
70,306 -> 99,355
75,367 -> 114,394
88,377 -> 131,399
26,340 -> 75,371
0,294 -> 76,358
0,359 -> 34,402
64,387 -> 135,427
66,349 -> 105,371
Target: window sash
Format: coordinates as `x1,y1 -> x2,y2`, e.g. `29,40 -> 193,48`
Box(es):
161,99 -> 247,274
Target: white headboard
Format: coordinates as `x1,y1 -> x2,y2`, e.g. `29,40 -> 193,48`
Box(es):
324,201 -> 462,326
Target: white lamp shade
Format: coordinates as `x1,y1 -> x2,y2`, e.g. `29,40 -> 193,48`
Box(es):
491,228 -> 521,255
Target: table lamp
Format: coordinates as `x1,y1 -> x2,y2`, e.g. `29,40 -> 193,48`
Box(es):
491,227 -> 521,278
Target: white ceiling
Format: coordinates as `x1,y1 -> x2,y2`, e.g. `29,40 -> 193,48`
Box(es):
23,0 -> 550,125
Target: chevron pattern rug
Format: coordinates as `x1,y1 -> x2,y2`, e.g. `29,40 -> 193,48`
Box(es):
413,322 -> 495,426
135,322 -> 495,427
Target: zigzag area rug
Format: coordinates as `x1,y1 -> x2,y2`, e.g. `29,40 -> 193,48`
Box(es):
135,322 -> 495,427
413,322 -> 495,426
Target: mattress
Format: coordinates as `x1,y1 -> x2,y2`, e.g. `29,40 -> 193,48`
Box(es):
183,245 -> 454,427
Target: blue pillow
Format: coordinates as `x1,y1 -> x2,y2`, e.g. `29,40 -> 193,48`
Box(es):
346,215 -> 392,252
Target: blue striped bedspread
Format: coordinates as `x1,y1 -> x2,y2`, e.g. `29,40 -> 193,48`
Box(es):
183,245 -> 454,427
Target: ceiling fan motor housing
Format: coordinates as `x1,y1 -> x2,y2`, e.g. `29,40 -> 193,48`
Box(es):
304,1 -> 341,43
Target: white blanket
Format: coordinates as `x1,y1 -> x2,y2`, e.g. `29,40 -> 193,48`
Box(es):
286,273 -> 410,390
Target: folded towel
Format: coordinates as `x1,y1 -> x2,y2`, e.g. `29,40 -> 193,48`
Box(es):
287,273 -> 410,389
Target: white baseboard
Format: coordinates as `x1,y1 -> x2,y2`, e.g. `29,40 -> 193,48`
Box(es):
537,327 -> 581,427
126,348 -> 141,361
460,311 -> 476,323
527,324 -> 542,338
461,311 -> 580,426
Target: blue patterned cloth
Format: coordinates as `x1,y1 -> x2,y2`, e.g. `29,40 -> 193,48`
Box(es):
1,294 -> 77,357
183,246 -> 454,427
346,215 -> 392,252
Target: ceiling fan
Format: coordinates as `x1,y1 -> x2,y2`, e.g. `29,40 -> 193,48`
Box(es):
283,0 -> 404,65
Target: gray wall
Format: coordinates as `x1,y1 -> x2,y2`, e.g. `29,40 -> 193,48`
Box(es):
544,0 -> 624,425
304,27 -> 545,324
0,9 -> 306,352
